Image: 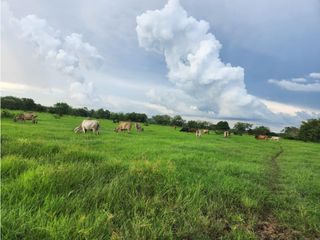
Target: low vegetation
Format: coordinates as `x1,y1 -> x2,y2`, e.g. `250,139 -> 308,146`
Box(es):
1,111 -> 319,239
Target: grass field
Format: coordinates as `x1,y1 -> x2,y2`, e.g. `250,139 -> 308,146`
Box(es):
1,111 -> 320,239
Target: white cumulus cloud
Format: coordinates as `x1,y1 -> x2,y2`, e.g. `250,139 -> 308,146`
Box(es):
136,0 -> 273,120
309,72 -> 320,79
3,2 -> 103,105
268,74 -> 320,92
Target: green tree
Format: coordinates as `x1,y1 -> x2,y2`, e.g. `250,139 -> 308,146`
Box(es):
152,115 -> 171,125
171,115 -> 185,127
1,96 -> 23,110
187,120 -> 199,129
281,126 -> 299,140
21,98 -> 36,110
216,121 -> 230,131
53,102 -> 72,116
253,126 -> 270,135
233,122 -> 253,135
299,119 -> 320,142
73,108 -> 90,117
93,108 -> 107,119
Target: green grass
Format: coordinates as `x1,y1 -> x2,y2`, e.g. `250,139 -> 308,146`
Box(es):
1,111 -> 319,239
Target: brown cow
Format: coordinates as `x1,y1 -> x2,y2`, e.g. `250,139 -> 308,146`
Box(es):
114,121 -> 132,133
13,113 -> 38,124
135,123 -> 144,132
255,135 -> 268,140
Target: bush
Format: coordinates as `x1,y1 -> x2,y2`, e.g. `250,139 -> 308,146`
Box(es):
1,110 -> 15,119
298,119 -> 320,142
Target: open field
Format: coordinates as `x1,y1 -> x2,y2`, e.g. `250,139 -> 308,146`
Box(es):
1,112 -> 320,239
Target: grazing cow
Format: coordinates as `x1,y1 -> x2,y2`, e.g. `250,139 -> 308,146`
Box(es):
224,131 -> 230,138
255,135 -> 268,140
196,129 -> 202,137
270,136 -> 280,141
114,121 -> 132,133
74,120 -> 100,134
135,123 -> 144,132
203,129 -> 209,134
13,113 -> 38,124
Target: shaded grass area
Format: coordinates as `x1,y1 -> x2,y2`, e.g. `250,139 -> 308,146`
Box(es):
1,112 -> 319,239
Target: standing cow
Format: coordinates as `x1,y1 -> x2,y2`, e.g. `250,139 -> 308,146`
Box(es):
196,129 -> 202,137
270,136 -> 280,141
74,120 -> 100,134
114,122 -> 132,133
203,129 -> 209,134
135,123 -> 144,132
224,131 -> 230,138
255,135 -> 268,140
13,113 -> 38,124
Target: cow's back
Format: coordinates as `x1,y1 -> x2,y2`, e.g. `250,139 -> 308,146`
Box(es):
82,120 -> 99,129
119,121 -> 131,129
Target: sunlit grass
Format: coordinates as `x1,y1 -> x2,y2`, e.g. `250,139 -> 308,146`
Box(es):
1,111 -> 319,239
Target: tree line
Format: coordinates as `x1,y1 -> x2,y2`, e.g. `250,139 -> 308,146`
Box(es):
1,96 -> 319,142
1,96 -> 148,123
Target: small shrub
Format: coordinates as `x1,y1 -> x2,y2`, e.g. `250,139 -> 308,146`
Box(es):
1,110 -> 15,119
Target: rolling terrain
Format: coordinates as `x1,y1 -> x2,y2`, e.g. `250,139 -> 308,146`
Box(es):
1,112 -> 319,239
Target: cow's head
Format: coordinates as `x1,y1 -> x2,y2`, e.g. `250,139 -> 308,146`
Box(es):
74,126 -> 82,133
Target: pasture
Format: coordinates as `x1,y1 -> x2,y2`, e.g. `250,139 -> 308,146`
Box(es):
1,112 -> 319,239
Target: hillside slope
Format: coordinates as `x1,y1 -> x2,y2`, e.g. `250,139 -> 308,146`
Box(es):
1,112 -> 319,239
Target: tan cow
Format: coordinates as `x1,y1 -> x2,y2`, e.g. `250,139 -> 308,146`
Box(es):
13,113 -> 38,124
135,123 -> 144,132
224,131 -> 230,138
114,121 -> 132,133
203,129 -> 209,134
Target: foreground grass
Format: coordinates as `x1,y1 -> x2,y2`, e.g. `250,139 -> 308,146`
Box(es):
1,112 -> 319,239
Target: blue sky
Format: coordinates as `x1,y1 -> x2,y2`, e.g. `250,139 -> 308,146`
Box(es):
1,0 -> 320,130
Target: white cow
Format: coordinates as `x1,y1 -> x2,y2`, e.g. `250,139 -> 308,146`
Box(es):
74,120 -> 100,134
195,129 -> 202,137
270,136 -> 280,141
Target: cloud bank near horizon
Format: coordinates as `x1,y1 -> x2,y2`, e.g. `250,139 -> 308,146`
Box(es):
136,0 -> 319,126
268,72 -> 320,92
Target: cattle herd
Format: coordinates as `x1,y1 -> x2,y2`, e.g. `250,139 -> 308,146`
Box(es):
12,113 -> 280,141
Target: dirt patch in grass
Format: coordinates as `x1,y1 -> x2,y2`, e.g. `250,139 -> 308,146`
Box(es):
256,217 -> 301,240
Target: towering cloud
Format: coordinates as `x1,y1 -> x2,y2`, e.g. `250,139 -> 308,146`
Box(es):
4,2 -> 103,105
136,0 -> 273,120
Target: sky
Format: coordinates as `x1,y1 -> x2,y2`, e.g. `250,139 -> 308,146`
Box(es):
1,0 -> 320,131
